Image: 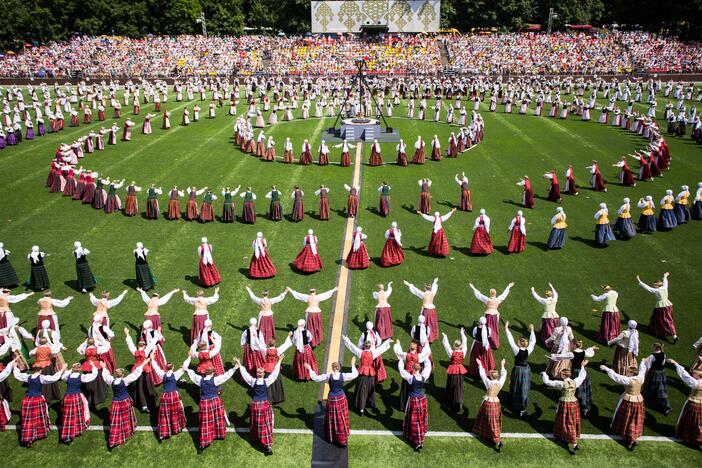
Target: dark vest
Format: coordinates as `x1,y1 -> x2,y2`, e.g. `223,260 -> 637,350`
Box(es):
514,349 -> 529,367
200,376 -> 218,400
408,377 -> 425,398
162,373 -> 178,393
27,375 -> 44,397
66,374 -> 83,395
112,380 -> 130,401
252,381 -> 268,401
328,374 -> 345,397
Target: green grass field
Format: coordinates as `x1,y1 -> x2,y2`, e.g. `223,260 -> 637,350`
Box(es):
1,87 -> 702,466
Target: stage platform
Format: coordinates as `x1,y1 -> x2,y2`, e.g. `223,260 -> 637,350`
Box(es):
324,117 -> 401,142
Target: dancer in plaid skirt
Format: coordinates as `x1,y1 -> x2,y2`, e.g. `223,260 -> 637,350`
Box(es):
183,288 -> 219,343
0,361 -> 15,431
287,287 -> 337,348
545,318 -> 574,378
241,318 -> 266,373
380,223 -> 404,267
504,321 -> 536,417
591,286 -> 621,343
140,319 -> 168,377
517,176 -> 534,209
28,336 -> 63,402
469,282 -> 514,349
549,340 -> 598,416
76,338 -> 109,406
151,361 -> 187,440
59,362 -> 98,444
191,321 -> 224,376
292,319 -> 318,380
14,362 -> 66,446
469,317 -> 495,377
470,209 -> 493,255
641,342 -> 672,415
398,357 -> 431,451
124,329 -> 156,412
637,272 -> 678,342
417,178 -> 431,214
368,139 -> 383,166
308,358 -> 358,447
265,186 -> 283,221
531,284 -> 560,345
290,186 -> 305,222
245,287 -> 287,343
473,360 -> 507,451
418,209 -> 456,257
342,335 -> 392,415
102,360 -> 148,450
197,238 -> 221,287
183,360 -> 238,453
263,332 -> 293,404
315,186 -> 331,220
378,182 -> 391,216
586,160 -> 607,192
346,227 -> 369,269
543,171 -> 562,202
334,139 -> 356,167
249,232 -> 277,279
373,283 -> 394,339
607,320 -> 640,375
601,362 -> 647,450
240,187 -> 257,224
542,367 -> 589,454
455,173 -> 473,212
167,187 -> 184,219
441,329 -> 467,412
404,278 -> 440,343
343,184 -> 359,218
668,359 -> 702,448
293,230 -> 323,273
393,340 -> 432,410
236,355 -> 283,455
356,322 -> 388,383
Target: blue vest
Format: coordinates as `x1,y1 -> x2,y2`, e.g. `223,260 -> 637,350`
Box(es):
252,381 -> 268,401
66,374 -> 83,395
328,374 -> 345,397
408,377 -> 425,398
162,373 -> 178,393
112,380 -> 130,401
200,376 -> 218,400
27,375 -> 44,397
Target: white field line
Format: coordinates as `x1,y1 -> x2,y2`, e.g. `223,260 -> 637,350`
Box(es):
2,425 -> 681,442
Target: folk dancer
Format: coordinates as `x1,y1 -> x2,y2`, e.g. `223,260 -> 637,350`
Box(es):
504,321 -> 536,417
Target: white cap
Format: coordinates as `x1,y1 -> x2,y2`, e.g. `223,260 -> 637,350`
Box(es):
517,210 -> 523,216
297,319 -> 306,327
434,211 -> 440,217
479,208 -> 486,214
623,197 -> 630,203
418,315 -> 425,323
356,226 -> 362,232
599,203 -> 606,209
391,222 -> 397,228
143,320 -> 153,329
666,189 -> 673,195
136,242 -> 144,249
256,232 -> 263,238
628,320 -> 637,329
249,317 -> 257,326
32,245 -> 39,252
365,321 -> 373,330
201,237 -> 208,244
204,319 -> 212,327
308,229 -> 314,235
74,241 -> 81,248
479,316 -> 487,325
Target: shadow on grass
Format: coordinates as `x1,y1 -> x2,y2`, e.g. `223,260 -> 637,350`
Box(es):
278,406 -> 314,430
167,324 -> 192,346
527,240 -> 550,252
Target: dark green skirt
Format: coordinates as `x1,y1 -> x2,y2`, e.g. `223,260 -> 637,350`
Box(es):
76,260 -> 97,290
136,262 -> 155,290
0,257 -> 19,287
28,264 -> 50,290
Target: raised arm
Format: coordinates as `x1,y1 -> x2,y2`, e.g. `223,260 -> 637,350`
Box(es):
184,368 -> 202,386
397,359 -> 412,382
287,288 -> 309,302
371,340 -> 392,359
470,284 -> 489,303
317,288 -> 337,302
342,336 -> 363,358
213,366 -> 237,386
441,334 -> 453,358
540,371 -> 563,389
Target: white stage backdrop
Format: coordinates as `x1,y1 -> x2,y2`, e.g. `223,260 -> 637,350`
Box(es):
311,1 -> 440,33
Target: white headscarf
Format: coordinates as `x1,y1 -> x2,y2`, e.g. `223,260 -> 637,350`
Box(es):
557,317 -> 570,353
353,227 -> 363,252
0,243 -> 5,261
134,242 -> 148,260
391,221 -> 401,244
307,229 -> 318,255
199,237 -> 213,265
74,241 -> 87,258
29,245 -> 41,262
253,232 -> 266,259
294,319 -> 307,352
477,316 -> 489,348
143,319 -> 153,330
627,320 -> 639,355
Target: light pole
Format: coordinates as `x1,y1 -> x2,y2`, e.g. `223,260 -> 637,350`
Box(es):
196,12 -> 207,38
547,8 -> 558,34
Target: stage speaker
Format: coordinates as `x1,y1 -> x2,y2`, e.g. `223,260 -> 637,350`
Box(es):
385,127 -> 394,133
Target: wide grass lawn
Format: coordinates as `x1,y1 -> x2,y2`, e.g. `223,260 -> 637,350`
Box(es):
1,87 -> 701,465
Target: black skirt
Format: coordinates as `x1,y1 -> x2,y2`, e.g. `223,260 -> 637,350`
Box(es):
133,373 -> 156,410
643,369 -> 671,413
0,379 -> 13,402
41,364 -> 63,402
509,365 -> 531,414
29,264 -> 50,290
76,258 -> 97,290
266,372 -> 284,404
445,373 -> 464,411
573,367 -> 593,413
82,377 -> 108,407
354,375 -> 377,412
0,257 -> 19,288
135,262 -> 155,291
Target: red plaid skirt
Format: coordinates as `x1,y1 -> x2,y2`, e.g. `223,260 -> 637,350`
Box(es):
676,401 -> 702,444
199,202 -> 214,222
374,307 -> 393,339
460,189 -> 472,211
167,200 -> 180,219
100,348 -> 117,374
403,396 -> 428,445
191,314 -> 208,343
269,200 -> 282,220
369,149 -> 383,166
548,183 -> 561,201
146,199 -> 159,218
374,356 -> 387,383
306,312 -> 323,347
318,198 -> 330,220
243,344 -> 266,373
199,397 -> 227,448
539,318 -> 558,345
651,306 -> 677,338
554,400 -> 581,444
325,395 -> 350,445
485,313 -> 500,349
249,254 -> 277,279
259,315 -> 276,342
186,200 -> 199,220
293,245 -> 323,273
380,239 -> 404,266
0,399 -> 8,431
299,151 -> 312,165
431,147 -> 441,161
419,192 -> 431,213
347,195 -> 358,217
470,227 -> 493,255
250,400 -> 274,447
60,393 -> 88,441
379,196 -> 390,216
340,151 -> 350,167
413,148 -> 425,164
427,229 -> 449,257
158,391 -> 186,439
199,262 -> 221,287
242,202 -> 256,224
293,346 -> 318,381
109,398 -> 136,448
20,395 -> 50,443
124,195 -> 138,216
346,245 -> 369,269
468,341 -> 495,376
396,151 -> 408,166
598,311 -> 621,343
422,308 -> 439,343
612,400 -> 644,442
507,228 -> 525,253
212,353 -> 225,376
473,400 -> 502,443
